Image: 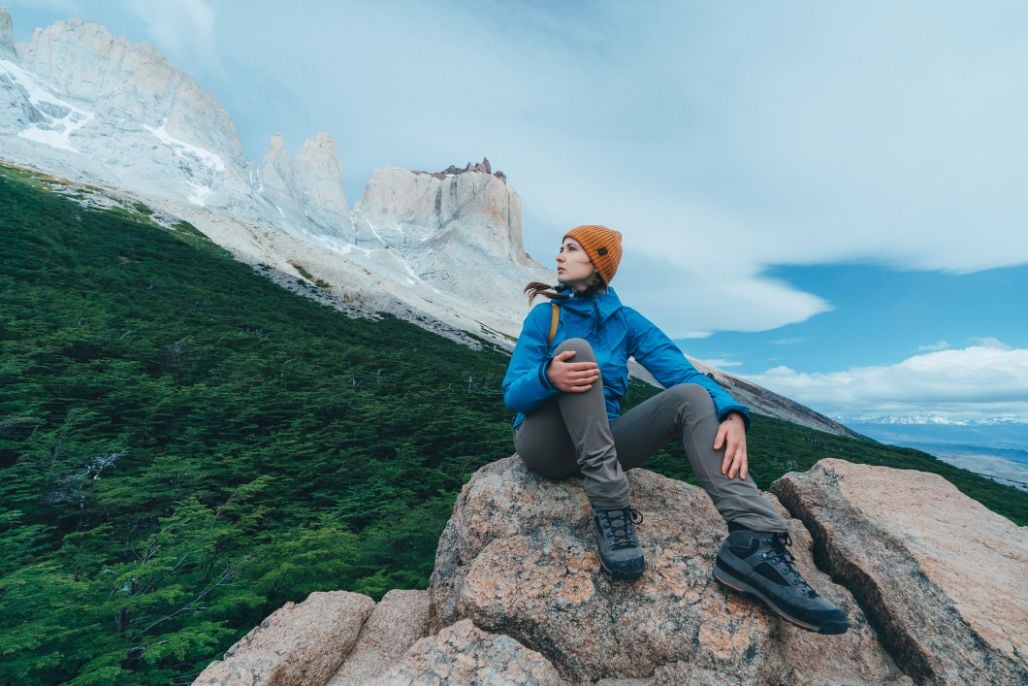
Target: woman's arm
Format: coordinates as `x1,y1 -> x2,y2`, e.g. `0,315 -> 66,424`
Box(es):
502,304 -> 562,414
624,307 -> 752,428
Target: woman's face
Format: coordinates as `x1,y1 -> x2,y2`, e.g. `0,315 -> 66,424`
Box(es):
556,237 -> 595,288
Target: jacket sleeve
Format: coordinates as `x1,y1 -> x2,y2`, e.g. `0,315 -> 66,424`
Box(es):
502,303 -> 561,414
624,308 -> 752,429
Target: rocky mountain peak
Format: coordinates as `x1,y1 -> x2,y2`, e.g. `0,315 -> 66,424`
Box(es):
14,12 -> 246,168
196,456 -> 1028,684
414,156 -> 507,184
257,132 -> 350,236
0,4 -> 14,57
352,161 -> 547,315
264,132 -> 287,155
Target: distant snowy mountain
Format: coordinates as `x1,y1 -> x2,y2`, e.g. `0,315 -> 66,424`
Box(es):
847,420 -> 1028,491
0,3 -> 862,440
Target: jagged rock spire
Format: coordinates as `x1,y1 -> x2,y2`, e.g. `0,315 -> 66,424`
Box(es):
1,3 -> 15,57
414,156 -> 507,183
256,132 -> 350,237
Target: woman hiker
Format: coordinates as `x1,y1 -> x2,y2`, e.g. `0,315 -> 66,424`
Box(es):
501,224 -> 849,635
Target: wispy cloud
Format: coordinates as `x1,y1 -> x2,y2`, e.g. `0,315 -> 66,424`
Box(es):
969,337 -> 1011,350
918,340 -> 951,352
119,0 -> 224,78
745,340 -> 1028,421
696,357 -> 743,368
6,0 -> 79,13
770,337 -> 807,346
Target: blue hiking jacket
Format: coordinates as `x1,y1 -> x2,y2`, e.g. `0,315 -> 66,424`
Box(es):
501,287 -> 750,430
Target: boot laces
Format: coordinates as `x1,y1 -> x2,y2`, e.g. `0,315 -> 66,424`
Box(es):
597,507 -> 643,550
766,532 -> 818,597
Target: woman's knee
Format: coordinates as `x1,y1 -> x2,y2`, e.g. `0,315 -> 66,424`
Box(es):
666,383 -> 716,416
555,337 -> 596,361
515,417 -> 580,479
517,447 -> 579,479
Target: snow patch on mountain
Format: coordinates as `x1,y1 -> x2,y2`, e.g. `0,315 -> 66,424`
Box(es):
1,57 -> 93,152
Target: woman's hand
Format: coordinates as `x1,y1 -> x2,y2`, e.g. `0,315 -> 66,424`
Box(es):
714,412 -> 748,480
546,350 -> 601,393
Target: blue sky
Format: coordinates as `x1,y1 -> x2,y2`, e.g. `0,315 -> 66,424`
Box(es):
6,0 -> 1028,422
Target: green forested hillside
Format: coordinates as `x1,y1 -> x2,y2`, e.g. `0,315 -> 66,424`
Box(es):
1,163 -> 1023,685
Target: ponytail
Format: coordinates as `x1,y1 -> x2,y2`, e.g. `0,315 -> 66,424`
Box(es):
524,282 -> 568,303
524,274 -> 608,304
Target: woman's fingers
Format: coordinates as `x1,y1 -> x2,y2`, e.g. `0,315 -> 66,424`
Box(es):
730,449 -> 748,480
724,446 -> 748,480
552,356 -> 600,392
716,421 -> 749,480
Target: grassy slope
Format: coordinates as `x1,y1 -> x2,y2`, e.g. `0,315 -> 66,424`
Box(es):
1,163 -> 1023,684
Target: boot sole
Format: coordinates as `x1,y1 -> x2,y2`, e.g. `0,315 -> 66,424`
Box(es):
713,566 -> 849,635
598,557 -> 645,581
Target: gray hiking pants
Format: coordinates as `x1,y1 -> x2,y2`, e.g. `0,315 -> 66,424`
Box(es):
514,338 -> 788,533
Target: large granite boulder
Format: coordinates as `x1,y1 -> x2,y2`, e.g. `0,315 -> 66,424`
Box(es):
368,618 -> 563,686
772,458 -> 1028,686
326,589 -> 431,685
194,456 -> 1027,685
428,456 -> 907,684
194,591 -> 375,686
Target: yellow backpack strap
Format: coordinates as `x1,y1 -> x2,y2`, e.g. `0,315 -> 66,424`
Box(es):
547,302 -> 560,345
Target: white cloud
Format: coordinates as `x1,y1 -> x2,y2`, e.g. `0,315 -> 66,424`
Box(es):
918,340 -> 951,352
6,0 -> 79,12
969,337 -> 1011,350
696,357 -> 743,368
119,0 -> 223,77
771,337 -> 807,346
745,342 -> 1028,421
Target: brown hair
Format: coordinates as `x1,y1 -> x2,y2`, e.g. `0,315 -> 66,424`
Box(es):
524,273 -> 608,304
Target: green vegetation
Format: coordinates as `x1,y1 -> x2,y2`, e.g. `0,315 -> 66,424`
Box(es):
1,162 -> 1024,684
288,260 -> 332,292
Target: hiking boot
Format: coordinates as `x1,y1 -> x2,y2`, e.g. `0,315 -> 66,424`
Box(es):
592,506 -> 645,580
714,528 -> 849,634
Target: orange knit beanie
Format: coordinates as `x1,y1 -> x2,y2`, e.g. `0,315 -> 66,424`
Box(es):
563,224 -> 623,285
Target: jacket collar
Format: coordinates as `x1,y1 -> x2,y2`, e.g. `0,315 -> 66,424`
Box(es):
557,286 -> 623,321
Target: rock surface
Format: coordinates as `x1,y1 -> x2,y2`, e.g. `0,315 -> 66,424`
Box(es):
428,457 -> 907,684
326,589 -> 431,685
368,618 -> 563,686
192,457 -> 1026,685
772,459 -> 1028,686
194,591 -> 375,686
257,132 -> 350,238
352,162 -> 550,326
7,15 -> 253,208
